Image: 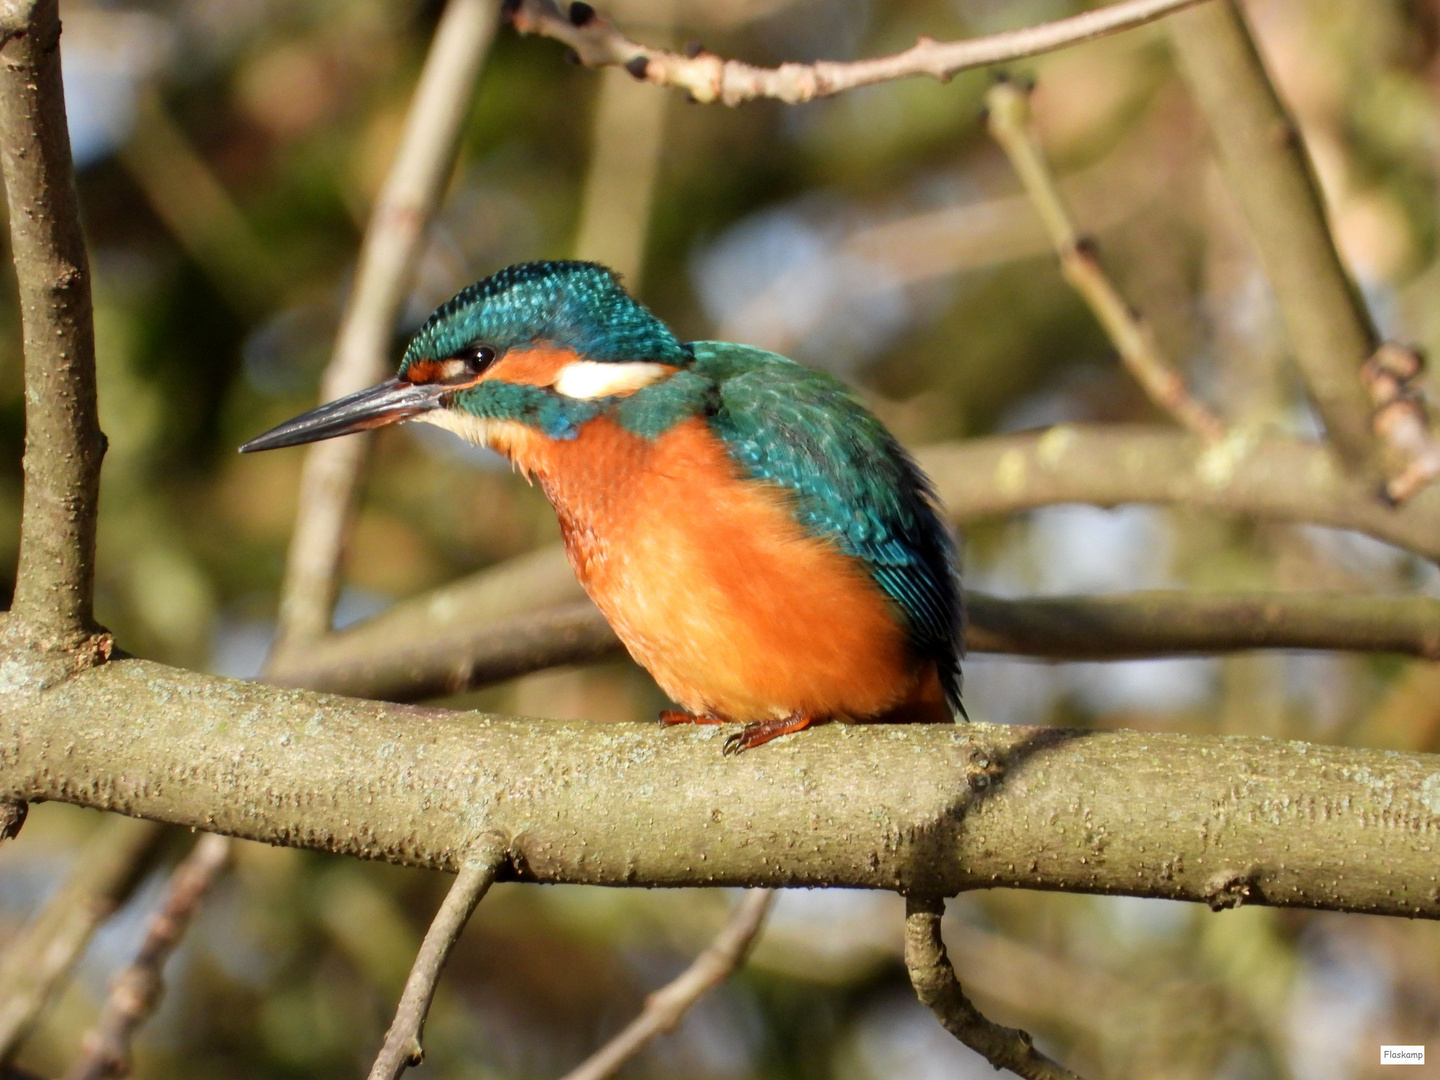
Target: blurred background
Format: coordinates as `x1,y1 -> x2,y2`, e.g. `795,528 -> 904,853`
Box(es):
2,0 -> 1440,1076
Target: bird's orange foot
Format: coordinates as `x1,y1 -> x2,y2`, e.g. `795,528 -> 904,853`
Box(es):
658,709 -> 725,726
722,713 -> 815,756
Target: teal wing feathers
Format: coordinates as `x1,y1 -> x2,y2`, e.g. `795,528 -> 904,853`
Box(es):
691,341 -> 964,714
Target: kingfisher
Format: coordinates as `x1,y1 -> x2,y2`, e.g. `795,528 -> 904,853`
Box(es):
242,261 -> 964,752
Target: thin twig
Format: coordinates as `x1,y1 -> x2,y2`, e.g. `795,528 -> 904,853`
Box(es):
63,834 -> 233,1080
984,80 -> 1225,442
271,0 -> 501,658
0,0 -> 106,650
903,896 -> 1084,1080
510,0 -> 1208,106
367,837 -> 508,1080
271,585 -> 1440,701
1167,0 -> 1378,468
0,817 -> 166,1063
1360,344 -> 1440,505
559,889 -> 773,1080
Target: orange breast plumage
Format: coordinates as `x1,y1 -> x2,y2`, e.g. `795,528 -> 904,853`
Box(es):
499,413 -> 945,725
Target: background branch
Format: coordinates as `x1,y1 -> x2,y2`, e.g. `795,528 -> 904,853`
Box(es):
3,659 -> 1439,917
63,833 -> 232,1080
559,889 -> 773,1080
984,79 -> 1225,442
0,817 -> 165,1064
1167,0 -> 1378,467
0,0 -> 106,649
271,587 -> 1440,701
510,0 -> 1207,106
367,839 -> 506,1080
904,895 -> 1082,1080
272,0 -> 501,657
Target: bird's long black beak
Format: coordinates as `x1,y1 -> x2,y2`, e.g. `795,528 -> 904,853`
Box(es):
239,378 -> 445,453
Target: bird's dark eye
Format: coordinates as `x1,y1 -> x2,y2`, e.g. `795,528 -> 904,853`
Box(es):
457,344 -> 496,374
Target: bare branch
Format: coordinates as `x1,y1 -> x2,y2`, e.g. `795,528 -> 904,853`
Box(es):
367,838 -> 507,1080
0,817 -> 165,1063
63,834 -> 232,1080
0,0 -> 106,649
559,889 -> 773,1080
904,895 -> 1083,1080
915,425 -> 1440,563
3,658 -> 1440,918
984,80 -> 1225,442
271,586 -> 1440,701
272,0 -> 501,657
1360,344 -> 1440,505
1167,0 -> 1378,467
510,0 -> 1208,106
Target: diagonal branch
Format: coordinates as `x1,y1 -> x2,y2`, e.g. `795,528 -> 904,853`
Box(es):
984,79 -> 1225,442
0,0 -> 106,650
272,0 -> 501,658
559,889 -> 773,1080
0,816 -> 166,1064
509,0 -> 1209,106
63,834 -> 233,1080
367,837 -> 508,1080
1167,0 -> 1378,468
904,895 -> 1083,1080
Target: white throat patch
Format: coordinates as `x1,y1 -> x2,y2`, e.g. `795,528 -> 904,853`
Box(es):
552,360 -> 671,400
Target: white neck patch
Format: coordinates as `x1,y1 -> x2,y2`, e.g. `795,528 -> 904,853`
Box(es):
552,360 -> 671,400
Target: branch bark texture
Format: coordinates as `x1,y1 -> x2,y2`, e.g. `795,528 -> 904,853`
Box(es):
512,0 -> 1207,106
904,895 -> 1083,1080
1167,0 -> 1378,467
0,0 -> 106,648
2,659 -> 1439,918
274,0 -> 500,655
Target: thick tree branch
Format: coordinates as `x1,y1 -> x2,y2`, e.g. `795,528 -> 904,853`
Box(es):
0,0 -> 106,649
271,587 -> 1440,701
63,834 -> 232,1080
273,0 -> 501,656
367,838 -> 506,1080
1167,0 -> 1378,467
559,889 -> 773,1080
904,895 -> 1082,1080
984,79 -> 1225,442
915,425 -> 1440,562
0,816 -> 165,1063
510,0 -> 1208,106
2,658 -> 1439,917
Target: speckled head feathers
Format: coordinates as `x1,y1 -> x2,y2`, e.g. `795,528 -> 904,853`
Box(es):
400,261 -> 691,374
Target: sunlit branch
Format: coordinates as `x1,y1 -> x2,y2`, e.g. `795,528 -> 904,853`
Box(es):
904,896 -> 1083,1080
510,0 -> 1209,106
272,0 -> 502,657
1167,0 -> 1378,468
3,659 -> 1440,919
984,79 -> 1225,442
367,839 -> 507,1080
0,0 -> 106,651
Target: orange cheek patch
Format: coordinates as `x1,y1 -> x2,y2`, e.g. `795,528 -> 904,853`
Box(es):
479,345 -> 584,387
403,359 -> 446,384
